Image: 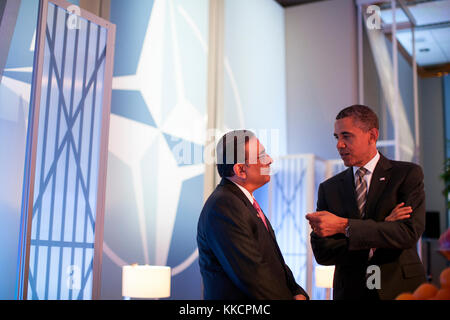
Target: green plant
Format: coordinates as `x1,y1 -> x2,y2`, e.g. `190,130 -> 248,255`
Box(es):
440,158 -> 450,208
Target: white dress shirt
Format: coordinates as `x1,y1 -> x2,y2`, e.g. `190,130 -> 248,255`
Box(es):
352,151 -> 380,194
226,178 -> 254,205
352,150 -> 380,260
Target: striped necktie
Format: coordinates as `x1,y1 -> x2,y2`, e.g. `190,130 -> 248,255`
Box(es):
252,198 -> 269,231
355,167 -> 368,218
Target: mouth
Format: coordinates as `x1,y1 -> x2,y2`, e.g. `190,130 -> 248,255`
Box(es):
340,152 -> 351,158
260,167 -> 272,176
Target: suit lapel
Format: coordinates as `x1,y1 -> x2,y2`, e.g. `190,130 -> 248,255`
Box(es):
221,178 -> 277,239
365,154 -> 392,220
249,201 -> 277,240
262,212 -> 277,240
339,167 -> 361,219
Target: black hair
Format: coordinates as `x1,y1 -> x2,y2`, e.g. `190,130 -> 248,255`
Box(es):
336,104 -> 379,131
216,130 -> 256,178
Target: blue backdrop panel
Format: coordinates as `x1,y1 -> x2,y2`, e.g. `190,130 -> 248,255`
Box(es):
102,0 -> 208,299
27,3 -> 107,300
269,156 -> 330,300
0,0 -> 39,300
312,158 -> 328,300
270,157 -> 309,289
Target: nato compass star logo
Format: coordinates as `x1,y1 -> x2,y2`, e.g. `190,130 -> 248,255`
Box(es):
104,2 -> 245,294
103,0 -> 208,286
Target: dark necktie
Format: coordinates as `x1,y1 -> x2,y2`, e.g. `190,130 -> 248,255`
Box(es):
355,167 -> 368,218
356,167 -> 376,259
252,198 -> 269,231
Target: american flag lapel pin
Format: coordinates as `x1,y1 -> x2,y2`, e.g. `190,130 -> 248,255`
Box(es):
379,177 -> 385,181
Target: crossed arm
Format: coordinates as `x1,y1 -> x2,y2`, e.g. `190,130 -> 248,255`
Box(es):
306,202 -> 413,237
306,165 -> 425,265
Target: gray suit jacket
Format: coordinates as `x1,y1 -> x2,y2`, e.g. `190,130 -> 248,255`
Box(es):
311,153 -> 426,300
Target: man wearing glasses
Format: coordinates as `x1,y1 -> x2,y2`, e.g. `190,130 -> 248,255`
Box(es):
197,130 -> 308,300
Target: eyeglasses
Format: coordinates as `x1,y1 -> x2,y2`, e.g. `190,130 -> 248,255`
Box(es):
241,151 -> 271,165
258,151 -> 270,160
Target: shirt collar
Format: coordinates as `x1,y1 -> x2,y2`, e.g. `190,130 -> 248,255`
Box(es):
352,150 -> 380,176
226,178 -> 254,204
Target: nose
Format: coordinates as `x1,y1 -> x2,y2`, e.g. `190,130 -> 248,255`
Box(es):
260,153 -> 273,165
336,139 -> 345,150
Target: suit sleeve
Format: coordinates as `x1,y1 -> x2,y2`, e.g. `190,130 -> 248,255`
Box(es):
284,262 -> 309,298
265,217 -> 309,299
204,199 -> 294,299
348,165 -> 426,250
310,183 -> 369,266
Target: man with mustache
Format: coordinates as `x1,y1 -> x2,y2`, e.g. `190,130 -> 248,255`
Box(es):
197,130 -> 308,300
306,105 -> 426,300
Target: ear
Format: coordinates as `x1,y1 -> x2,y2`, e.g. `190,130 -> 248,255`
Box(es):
368,128 -> 379,144
232,164 -> 247,179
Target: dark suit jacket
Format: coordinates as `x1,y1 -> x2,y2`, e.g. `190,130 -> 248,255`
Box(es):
197,178 -> 308,300
311,153 -> 426,300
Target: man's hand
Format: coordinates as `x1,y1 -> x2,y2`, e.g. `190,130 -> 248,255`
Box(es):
294,294 -> 307,300
385,202 -> 412,222
305,211 -> 348,237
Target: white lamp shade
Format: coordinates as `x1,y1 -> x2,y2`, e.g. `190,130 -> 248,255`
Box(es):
315,265 -> 335,288
122,265 -> 171,298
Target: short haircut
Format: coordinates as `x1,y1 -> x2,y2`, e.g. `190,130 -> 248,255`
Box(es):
336,104 -> 379,131
216,130 -> 256,178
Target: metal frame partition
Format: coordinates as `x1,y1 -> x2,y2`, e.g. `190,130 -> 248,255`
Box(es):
356,0 -> 419,163
17,0 -> 115,300
356,0 -> 421,258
